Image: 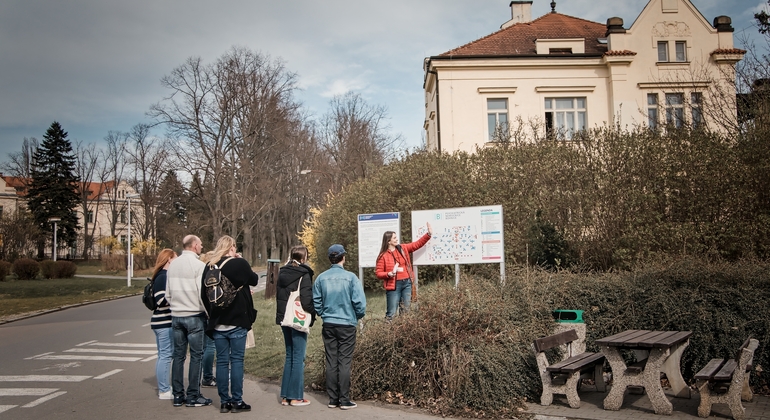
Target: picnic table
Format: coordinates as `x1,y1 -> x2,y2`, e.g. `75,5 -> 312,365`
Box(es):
596,329 -> 693,415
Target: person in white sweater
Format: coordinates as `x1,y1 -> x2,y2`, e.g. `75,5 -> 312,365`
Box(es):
166,234 -> 210,407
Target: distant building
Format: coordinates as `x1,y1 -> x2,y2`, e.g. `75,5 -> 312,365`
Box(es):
423,0 -> 745,152
0,174 -> 146,258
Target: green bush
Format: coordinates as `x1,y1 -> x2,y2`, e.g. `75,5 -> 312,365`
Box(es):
316,257 -> 770,417
0,260 -> 11,281
56,261 -> 77,278
13,258 -> 40,280
40,260 -> 58,279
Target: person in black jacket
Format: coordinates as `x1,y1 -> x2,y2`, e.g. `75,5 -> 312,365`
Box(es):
200,235 -> 259,414
275,245 -> 315,406
150,248 -> 177,400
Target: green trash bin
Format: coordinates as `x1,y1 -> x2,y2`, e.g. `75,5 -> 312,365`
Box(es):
552,309 -> 584,323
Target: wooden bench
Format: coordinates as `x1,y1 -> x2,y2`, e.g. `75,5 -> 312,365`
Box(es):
532,329 -> 606,408
694,338 -> 758,420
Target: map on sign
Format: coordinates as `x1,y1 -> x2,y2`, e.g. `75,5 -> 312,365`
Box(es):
357,212 -> 400,267
411,206 -> 503,265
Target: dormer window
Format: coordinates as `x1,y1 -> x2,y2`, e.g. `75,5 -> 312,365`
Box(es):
657,41 -> 687,62
549,48 -> 572,55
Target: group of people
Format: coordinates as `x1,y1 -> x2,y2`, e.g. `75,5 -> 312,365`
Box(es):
148,223 -> 432,412
150,234 -> 258,412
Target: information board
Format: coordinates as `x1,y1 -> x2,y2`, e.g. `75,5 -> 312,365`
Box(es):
411,205 -> 504,265
357,212 -> 400,267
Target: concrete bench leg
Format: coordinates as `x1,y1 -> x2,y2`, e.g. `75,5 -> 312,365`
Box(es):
594,363 -> 606,392
697,379 -> 747,420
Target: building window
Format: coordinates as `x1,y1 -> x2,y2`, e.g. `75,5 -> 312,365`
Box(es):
648,93 -> 659,128
675,41 -> 687,62
665,93 -> 685,128
87,210 -> 94,223
657,41 -> 669,62
487,99 -> 509,141
545,97 -> 587,139
0,205 -> 3,219
691,92 -> 703,128
119,210 -> 126,224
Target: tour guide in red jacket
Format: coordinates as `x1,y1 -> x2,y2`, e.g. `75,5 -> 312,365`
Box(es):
375,222 -> 432,320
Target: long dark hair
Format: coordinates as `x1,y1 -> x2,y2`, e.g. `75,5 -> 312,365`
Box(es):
376,231 -> 396,262
287,245 -> 308,266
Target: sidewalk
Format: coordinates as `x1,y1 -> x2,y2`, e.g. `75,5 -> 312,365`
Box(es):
524,386 -> 770,420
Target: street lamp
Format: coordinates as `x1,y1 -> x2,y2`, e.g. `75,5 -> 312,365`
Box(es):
125,193 -> 140,287
48,217 -> 61,261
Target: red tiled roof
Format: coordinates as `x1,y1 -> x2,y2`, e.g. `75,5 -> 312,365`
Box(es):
1,176 -> 116,200
605,50 -> 637,56
439,12 -> 608,57
710,48 -> 747,55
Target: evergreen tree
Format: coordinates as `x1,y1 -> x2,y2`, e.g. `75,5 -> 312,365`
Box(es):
156,170 -> 189,248
27,122 -> 81,258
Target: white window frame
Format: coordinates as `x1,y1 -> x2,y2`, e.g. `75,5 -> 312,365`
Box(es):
675,41 -> 687,62
487,98 -> 509,141
657,41 -> 669,62
665,93 -> 685,128
545,97 -> 587,139
647,93 -> 659,129
691,92 -> 703,128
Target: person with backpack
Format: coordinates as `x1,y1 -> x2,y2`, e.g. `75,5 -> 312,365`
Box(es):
275,245 -> 316,407
149,248 -> 177,400
375,223 -> 432,321
200,235 -> 259,414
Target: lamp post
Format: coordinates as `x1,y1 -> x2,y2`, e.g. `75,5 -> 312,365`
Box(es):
48,217 -> 61,261
125,193 -> 140,287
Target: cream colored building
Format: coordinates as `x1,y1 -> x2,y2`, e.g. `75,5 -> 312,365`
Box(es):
423,0 -> 745,152
0,175 -> 145,257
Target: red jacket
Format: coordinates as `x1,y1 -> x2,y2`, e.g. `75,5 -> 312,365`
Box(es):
375,232 -> 431,291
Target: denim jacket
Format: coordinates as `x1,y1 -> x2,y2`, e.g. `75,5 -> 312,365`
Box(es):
312,264 -> 366,327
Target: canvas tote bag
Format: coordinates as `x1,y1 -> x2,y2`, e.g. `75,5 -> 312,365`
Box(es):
280,275 -> 310,333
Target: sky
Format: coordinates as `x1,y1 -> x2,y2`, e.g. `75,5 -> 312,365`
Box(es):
0,0 -> 767,163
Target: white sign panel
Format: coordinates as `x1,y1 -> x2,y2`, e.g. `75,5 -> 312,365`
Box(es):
357,212 -> 400,267
411,205 -> 504,265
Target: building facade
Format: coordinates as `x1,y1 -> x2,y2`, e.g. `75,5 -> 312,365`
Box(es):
423,0 -> 745,152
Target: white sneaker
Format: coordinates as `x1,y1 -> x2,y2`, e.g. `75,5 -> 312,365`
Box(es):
158,391 -> 173,400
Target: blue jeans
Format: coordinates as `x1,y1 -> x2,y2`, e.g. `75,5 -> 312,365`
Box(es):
385,279 -> 412,319
154,327 -> 173,393
171,315 -> 206,400
280,326 -> 308,400
322,324 -> 357,404
202,335 -> 215,382
213,327 -> 248,404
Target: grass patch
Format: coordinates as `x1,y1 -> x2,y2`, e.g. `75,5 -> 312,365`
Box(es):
0,277 -> 142,319
245,289 -> 388,384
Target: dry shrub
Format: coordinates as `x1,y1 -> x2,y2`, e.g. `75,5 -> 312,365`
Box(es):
101,254 -> 125,272
13,258 -> 40,280
56,261 -> 77,278
40,260 -> 58,279
0,260 -> 11,281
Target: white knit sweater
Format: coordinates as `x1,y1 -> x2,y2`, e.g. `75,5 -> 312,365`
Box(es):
166,250 -> 206,317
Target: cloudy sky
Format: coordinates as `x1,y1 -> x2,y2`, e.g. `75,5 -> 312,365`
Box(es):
0,0 -> 766,161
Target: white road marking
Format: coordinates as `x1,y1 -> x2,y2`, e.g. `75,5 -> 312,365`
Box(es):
76,340 -> 97,346
93,369 -> 122,379
83,342 -> 155,348
0,405 -> 17,414
25,352 -> 53,360
142,322 -> 151,327
140,355 -> 158,362
114,331 -> 130,336
35,355 -> 143,362
22,391 -> 67,408
0,375 -> 90,382
64,348 -> 156,355
0,389 -> 57,396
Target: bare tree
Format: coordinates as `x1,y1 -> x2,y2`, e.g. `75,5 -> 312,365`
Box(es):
73,140 -> 101,259
1,137 -> 38,179
96,131 -> 129,238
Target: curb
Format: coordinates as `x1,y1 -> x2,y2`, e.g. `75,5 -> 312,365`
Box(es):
0,292 -> 141,326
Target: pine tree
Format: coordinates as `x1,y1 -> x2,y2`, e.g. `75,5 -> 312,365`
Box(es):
156,170 -> 189,248
27,122 -> 82,258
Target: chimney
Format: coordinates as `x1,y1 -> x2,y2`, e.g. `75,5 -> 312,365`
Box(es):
502,1 -> 533,29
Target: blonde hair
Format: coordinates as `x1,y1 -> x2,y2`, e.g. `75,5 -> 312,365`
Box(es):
152,248 -> 177,280
200,235 -> 236,267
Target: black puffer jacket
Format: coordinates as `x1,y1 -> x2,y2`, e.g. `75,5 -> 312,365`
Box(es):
275,263 -> 315,327
201,256 -> 259,338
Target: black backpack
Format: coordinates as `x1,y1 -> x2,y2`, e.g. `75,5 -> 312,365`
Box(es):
142,277 -> 156,311
204,258 -> 240,308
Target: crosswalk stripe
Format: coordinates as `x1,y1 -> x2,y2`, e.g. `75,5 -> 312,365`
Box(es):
23,391 -> 67,408
93,369 -> 122,379
35,355 -> 143,362
83,342 -> 155,348
0,389 -> 58,396
25,352 -> 53,360
65,348 -> 156,355
76,340 -> 98,346
0,376 -> 90,382
114,331 -> 130,336
141,355 -> 158,362
0,405 -> 17,414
